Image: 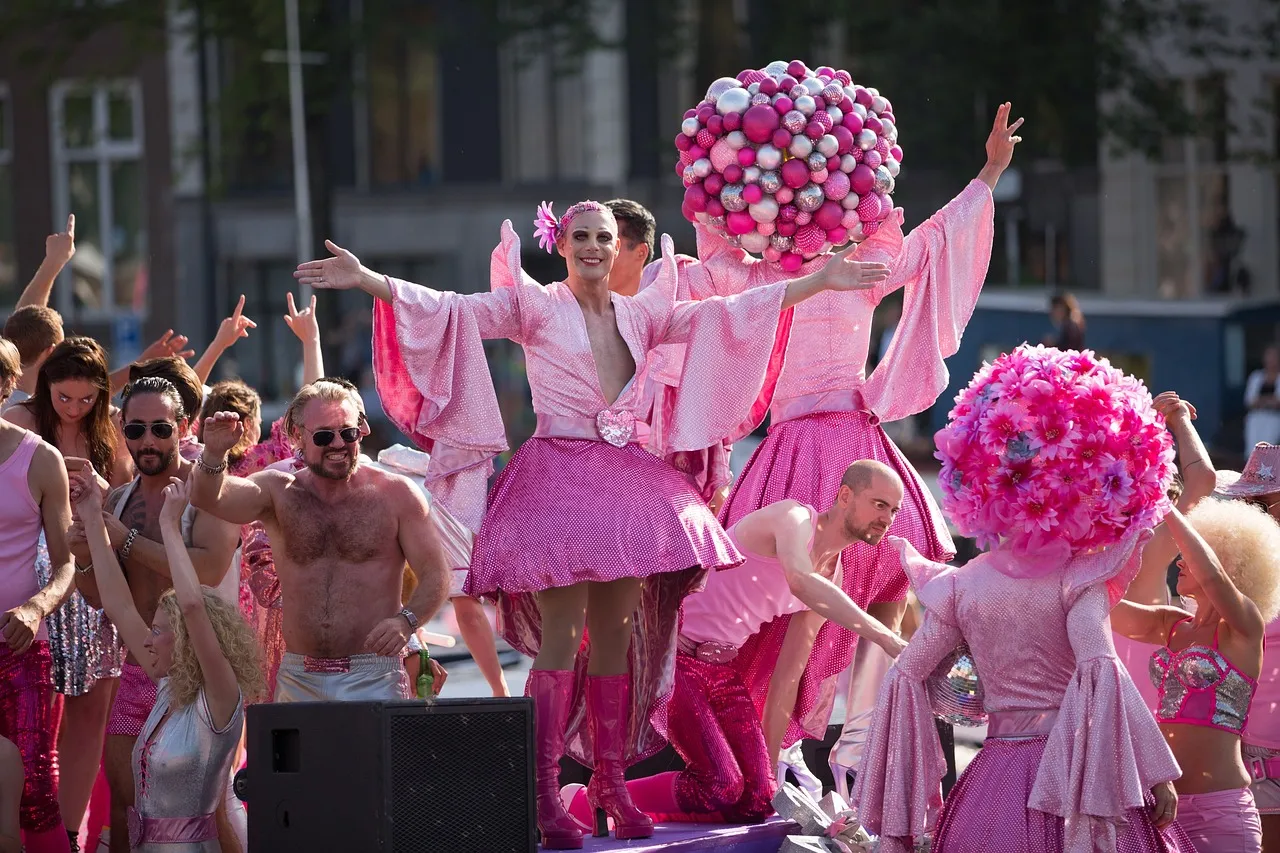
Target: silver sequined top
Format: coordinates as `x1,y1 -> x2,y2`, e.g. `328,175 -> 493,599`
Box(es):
1150,635 -> 1256,735
131,680 -> 244,852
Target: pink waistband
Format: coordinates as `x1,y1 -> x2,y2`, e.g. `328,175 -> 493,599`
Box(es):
677,635 -> 739,665
127,809 -> 217,846
770,389 -> 877,425
534,413 -> 651,445
987,708 -> 1059,739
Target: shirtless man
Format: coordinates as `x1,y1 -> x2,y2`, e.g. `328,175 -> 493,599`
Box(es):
71,376 -> 239,853
566,460 -> 907,825
190,381 -> 451,701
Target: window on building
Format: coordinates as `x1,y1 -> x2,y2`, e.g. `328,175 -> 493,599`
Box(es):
50,81 -> 147,318
0,85 -> 14,304
367,6 -> 440,187
1153,74 -> 1236,298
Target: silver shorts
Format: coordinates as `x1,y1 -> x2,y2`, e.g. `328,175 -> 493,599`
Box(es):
273,653 -> 408,703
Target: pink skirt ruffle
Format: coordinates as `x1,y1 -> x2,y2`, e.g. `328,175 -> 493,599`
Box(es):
933,736 -> 1196,853
465,436 -> 743,767
720,409 -> 954,744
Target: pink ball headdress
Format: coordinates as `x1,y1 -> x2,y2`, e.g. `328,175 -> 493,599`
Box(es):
934,345 -> 1175,558
533,200 -> 615,254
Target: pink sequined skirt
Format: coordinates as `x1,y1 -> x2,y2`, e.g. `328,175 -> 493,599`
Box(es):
934,736 -> 1196,852
721,409 -> 954,744
466,436 -> 742,767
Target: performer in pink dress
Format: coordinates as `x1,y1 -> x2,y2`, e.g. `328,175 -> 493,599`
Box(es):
294,203 -> 889,849
706,104 -> 1022,750
562,459 -> 908,826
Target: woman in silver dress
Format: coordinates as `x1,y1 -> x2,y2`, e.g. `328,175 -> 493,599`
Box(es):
4,337 -> 132,842
74,471 -> 264,852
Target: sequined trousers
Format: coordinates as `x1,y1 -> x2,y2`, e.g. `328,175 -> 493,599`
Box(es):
34,532 -> 122,696
0,641 -> 62,832
661,651 -> 776,822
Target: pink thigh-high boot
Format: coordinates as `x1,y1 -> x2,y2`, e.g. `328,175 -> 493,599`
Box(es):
528,669 -> 584,850
583,675 -> 654,840
1,643 -> 71,853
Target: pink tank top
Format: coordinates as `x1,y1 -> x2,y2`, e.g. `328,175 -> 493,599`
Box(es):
0,431 -> 46,642
1245,618 -> 1280,749
680,505 -> 825,648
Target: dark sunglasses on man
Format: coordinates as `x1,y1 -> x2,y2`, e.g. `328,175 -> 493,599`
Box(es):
122,421 -> 176,441
306,426 -> 361,447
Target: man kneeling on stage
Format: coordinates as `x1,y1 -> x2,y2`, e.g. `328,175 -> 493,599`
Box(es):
191,381 -> 452,701
566,460 -> 908,825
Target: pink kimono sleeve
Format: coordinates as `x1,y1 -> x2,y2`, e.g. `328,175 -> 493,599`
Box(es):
861,180 -> 995,422
851,571 -> 962,853
1028,583 -> 1181,852
370,237 -> 524,530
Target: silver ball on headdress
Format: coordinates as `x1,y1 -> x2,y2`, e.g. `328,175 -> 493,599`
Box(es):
821,83 -> 844,105
751,92 -> 772,106
850,102 -> 868,120
873,165 -> 893,195
705,77 -> 742,102
825,106 -> 843,127
885,157 -> 901,178
770,233 -> 794,252
807,152 -> 828,172
841,191 -> 861,210
879,117 -> 896,138
796,184 -> 825,212
725,130 -> 749,150
782,110 -> 807,135
789,135 -> 814,159
743,165 -> 762,184
755,144 -> 783,171
794,95 -> 817,117
740,231 -> 770,254
720,184 -> 748,213
749,197 -> 779,223
839,153 -> 858,174
764,60 -> 789,77
856,129 -> 878,151
747,81 -> 761,95
759,170 -> 783,194
789,84 -> 808,100
716,88 -> 752,116
802,77 -> 824,96
682,165 -> 698,185
816,134 -> 840,158
870,95 -> 889,115
681,117 -> 701,137
692,157 -> 713,180
707,215 -> 727,231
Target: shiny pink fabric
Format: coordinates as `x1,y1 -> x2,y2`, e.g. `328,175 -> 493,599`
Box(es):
852,534 -> 1183,852
1114,632 -> 1163,714
931,736 -> 1195,853
466,437 -> 736,767
661,653 -> 776,822
720,409 -> 952,745
1245,617 -> 1280,750
1175,788 -> 1260,852
126,810 -> 216,846
106,661 -> 158,738
0,642 -> 62,832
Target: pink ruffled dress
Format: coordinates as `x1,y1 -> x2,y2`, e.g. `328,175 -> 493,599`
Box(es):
372,224 -> 794,765
703,180 -> 995,744
852,534 -> 1195,853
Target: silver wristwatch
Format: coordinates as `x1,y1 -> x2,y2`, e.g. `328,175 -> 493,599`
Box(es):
399,607 -> 418,630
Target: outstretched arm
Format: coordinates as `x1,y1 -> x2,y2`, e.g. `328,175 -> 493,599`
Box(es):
1165,506 -> 1265,642
190,412 -> 278,525
774,511 -> 906,656
295,239 -> 393,303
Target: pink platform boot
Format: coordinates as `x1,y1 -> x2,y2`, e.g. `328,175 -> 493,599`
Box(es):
584,675 -> 654,840
528,670 -> 584,850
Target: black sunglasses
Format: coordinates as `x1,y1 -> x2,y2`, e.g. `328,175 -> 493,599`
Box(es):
308,426 -> 361,447
123,422 -> 176,441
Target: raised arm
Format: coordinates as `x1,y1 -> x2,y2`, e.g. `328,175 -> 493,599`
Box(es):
0,444 -> 75,654
193,294 -> 257,384
190,412 -> 278,525
1155,392 -> 1215,507
1110,600 -> 1191,646
362,478 -> 451,657
105,493 -> 238,586
71,466 -> 164,681
772,508 -> 906,657
14,215 -> 75,310
158,478 -> 242,728
1165,506 -> 1265,642
284,292 -> 325,387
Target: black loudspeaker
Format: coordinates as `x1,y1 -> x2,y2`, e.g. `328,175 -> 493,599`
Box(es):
246,699 -> 536,853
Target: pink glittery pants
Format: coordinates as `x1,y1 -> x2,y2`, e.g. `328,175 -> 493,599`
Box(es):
0,642 -> 63,832
648,652 -> 776,822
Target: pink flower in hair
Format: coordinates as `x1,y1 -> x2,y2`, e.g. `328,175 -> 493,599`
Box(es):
534,201 -> 560,253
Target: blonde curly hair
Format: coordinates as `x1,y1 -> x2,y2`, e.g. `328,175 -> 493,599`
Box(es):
157,589 -> 267,709
1186,499 -> 1280,622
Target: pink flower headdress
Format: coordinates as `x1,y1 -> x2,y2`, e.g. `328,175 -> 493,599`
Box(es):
935,344 -> 1175,557
533,200 -> 615,254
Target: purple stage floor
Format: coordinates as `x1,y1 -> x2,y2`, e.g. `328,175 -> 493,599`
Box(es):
582,818 -> 798,852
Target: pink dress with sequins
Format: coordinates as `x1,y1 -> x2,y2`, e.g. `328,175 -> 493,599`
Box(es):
373,224 -> 794,766
691,181 -> 995,745
852,534 -> 1195,853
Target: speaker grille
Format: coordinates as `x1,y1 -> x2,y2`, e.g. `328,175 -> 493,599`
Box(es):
389,707 -> 534,853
